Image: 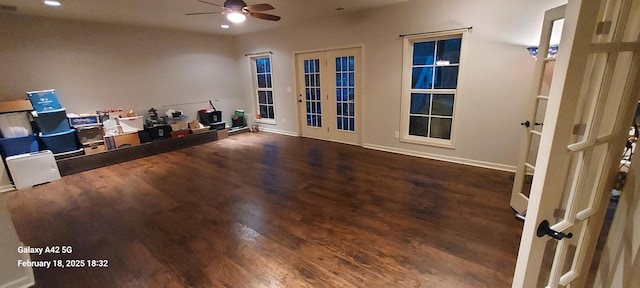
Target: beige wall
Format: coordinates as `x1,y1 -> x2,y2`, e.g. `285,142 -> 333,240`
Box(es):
594,158 -> 640,287
0,14 -> 245,121
235,0 -> 566,169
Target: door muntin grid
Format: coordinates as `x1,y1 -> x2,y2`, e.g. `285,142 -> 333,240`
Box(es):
304,59 -> 322,128
336,56 -> 355,132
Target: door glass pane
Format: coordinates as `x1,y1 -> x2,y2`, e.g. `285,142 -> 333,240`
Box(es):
576,143 -> 610,214
304,59 -> 322,128
561,243 -> 578,276
546,151 -> 582,226
335,56 -> 355,132
527,132 -> 542,167
520,173 -> 534,198
598,51 -> 635,138
623,0 -> 640,41
569,53 -> 609,145
534,98 -> 547,134
538,240 -> 558,286
540,61 -> 556,96
593,0 -> 623,44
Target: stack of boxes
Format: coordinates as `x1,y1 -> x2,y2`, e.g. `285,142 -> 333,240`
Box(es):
68,114 -> 104,155
102,111 -> 144,150
0,97 -> 62,190
0,100 -> 39,158
27,90 -> 81,157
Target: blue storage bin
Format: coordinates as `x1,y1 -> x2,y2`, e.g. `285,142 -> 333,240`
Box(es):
0,134 -> 39,157
39,129 -> 79,154
27,89 -> 63,112
33,108 -> 70,135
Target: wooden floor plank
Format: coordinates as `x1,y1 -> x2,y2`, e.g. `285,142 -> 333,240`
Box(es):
5,132 -> 523,287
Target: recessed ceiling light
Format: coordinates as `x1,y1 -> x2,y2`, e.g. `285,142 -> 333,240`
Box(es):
221,24 -> 230,29
44,1 -> 61,7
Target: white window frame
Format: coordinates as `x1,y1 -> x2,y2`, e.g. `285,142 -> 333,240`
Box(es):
399,30 -> 467,149
249,53 -> 277,125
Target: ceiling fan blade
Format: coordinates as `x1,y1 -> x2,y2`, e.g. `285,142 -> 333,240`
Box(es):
186,12 -> 220,15
198,0 -> 222,7
245,3 -> 274,12
250,12 -> 281,21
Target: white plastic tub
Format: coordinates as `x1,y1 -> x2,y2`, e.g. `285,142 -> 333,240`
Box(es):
0,112 -> 32,138
116,116 -> 144,133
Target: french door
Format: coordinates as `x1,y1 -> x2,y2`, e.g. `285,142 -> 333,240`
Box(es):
511,5 -> 566,215
295,47 -> 362,145
513,0 -> 640,287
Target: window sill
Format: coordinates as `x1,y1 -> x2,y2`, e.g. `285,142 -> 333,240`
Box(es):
256,118 -> 276,125
400,136 -> 455,150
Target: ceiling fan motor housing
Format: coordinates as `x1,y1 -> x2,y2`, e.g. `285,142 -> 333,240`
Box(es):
224,0 -> 247,10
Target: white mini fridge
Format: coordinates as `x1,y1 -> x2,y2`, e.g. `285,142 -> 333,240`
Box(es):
6,150 -> 61,190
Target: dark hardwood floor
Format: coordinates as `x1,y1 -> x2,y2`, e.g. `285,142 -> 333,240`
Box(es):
5,132 -> 523,287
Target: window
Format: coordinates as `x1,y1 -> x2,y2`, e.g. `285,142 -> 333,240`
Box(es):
401,32 -> 464,147
251,54 -> 276,123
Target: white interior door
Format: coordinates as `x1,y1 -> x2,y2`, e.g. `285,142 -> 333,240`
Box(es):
295,47 -> 362,145
296,52 -> 329,140
513,0 -> 640,287
511,5 -> 566,215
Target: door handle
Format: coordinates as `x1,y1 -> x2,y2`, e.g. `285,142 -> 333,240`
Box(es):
537,220 -> 573,240
521,121 -> 544,128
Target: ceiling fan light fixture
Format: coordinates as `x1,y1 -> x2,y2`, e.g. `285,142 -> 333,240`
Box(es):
227,11 -> 246,23
44,0 -> 61,7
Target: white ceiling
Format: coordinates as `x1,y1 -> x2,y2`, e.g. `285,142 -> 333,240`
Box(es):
0,0 -> 411,35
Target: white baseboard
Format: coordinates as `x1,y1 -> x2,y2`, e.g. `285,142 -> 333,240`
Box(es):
253,130 -> 516,172
258,127 -> 300,137
363,143 -> 516,172
0,184 -> 15,193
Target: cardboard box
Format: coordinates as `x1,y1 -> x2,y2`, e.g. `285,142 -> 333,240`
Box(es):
83,144 -> 106,155
0,99 -> 33,113
190,127 -> 209,134
104,132 -> 140,150
217,129 -> 228,140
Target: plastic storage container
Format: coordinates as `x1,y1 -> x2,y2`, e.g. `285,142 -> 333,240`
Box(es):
76,125 -> 104,144
27,89 -> 62,112
116,116 -> 144,133
6,150 -> 61,190
33,109 -> 71,135
198,110 -> 222,125
147,125 -> 172,141
39,129 -> 79,154
0,134 -> 39,157
0,112 -> 32,138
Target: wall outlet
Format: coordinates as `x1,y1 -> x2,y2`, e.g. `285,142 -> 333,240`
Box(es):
394,131 -> 399,138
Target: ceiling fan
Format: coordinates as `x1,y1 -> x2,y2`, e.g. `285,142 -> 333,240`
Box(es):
187,0 -> 281,23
